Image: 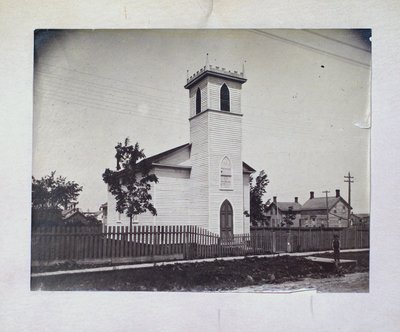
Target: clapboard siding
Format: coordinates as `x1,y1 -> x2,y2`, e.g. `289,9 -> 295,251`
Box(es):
189,112 -> 210,228
137,168 -> 191,225
107,169 -> 190,226
208,111 -> 244,234
156,145 -> 191,165
208,77 -> 242,114
189,79 -> 208,117
145,173 -> 190,225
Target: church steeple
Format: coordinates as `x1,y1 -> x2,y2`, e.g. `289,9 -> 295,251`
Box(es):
184,62 -> 247,118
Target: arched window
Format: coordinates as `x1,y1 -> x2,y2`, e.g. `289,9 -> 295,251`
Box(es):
220,83 -> 230,112
220,156 -> 232,189
196,88 -> 201,114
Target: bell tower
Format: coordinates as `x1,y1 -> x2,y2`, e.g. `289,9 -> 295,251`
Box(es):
184,62 -> 248,235
184,63 -> 247,118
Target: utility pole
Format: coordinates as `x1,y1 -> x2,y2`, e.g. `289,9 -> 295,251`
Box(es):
344,172 -> 354,227
322,190 -> 330,227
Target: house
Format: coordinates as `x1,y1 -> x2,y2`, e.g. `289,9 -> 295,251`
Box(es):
82,210 -> 103,223
62,208 -> 89,225
351,213 -> 370,227
106,63 -> 255,237
301,190 -> 351,227
99,203 -> 107,224
264,196 -> 302,227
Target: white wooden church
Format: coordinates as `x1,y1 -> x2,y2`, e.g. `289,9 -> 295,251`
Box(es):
106,63 -> 255,237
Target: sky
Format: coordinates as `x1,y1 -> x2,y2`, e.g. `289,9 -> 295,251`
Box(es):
33,29 -> 371,213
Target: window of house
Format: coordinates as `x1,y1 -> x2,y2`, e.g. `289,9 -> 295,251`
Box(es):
220,83 -> 230,111
196,88 -> 201,114
220,156 -> 232,189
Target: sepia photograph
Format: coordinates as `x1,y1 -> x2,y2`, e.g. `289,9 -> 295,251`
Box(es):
31,29 -> 371,293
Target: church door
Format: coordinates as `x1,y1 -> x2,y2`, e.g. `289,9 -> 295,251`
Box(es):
220,200 -> 233,240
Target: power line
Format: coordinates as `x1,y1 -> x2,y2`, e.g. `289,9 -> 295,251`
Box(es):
35,70 -> 359,139
37,92 -> 188,126
36,79 -> 187,115
36,85 -> 339,141
36,62 -> 182,95
250,30 -> 371,68
36,70 -> 188,107
36,87 -> 325,139
303,30 -> 371,53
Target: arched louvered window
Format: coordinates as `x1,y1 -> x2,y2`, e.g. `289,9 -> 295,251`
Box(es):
220,156 -> 232,189
196,88 -> 201,114
220,83 -> 230,112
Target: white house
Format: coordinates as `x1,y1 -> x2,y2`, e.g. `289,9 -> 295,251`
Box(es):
106,63 -> 255,237
264,196 -> 303,227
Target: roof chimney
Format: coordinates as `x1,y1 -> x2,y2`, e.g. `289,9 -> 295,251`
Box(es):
294,197 -> 298,203
273,196 -> 277,204
310,191 -> 314,199
336,189 -> 340,198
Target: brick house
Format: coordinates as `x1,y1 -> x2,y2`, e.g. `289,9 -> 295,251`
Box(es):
301,190 -> 351,227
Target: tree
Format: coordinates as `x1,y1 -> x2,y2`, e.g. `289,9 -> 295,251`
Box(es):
244,170 -> 270,226
32,171 -> 83,210
31,171 -> 83,228
281,206 -> 296,227
102,138 -> 158,228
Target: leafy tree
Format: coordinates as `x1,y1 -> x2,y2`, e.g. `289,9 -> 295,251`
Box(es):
32,171 -> 83,210
83,214 -> 103,226
281,206 -> 296,227
244,170 -> 270,226
102,138 -> 158,228
31,171 -> 83,228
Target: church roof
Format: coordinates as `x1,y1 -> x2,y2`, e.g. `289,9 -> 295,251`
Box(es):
242,161 -> 256,173
138,143 -> 255,173
137,143 -> 191,167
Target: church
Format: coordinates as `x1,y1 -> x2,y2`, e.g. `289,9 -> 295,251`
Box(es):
106,62 -> 255,237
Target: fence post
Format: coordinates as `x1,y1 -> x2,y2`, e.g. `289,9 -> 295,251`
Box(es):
272,229 -> 276,253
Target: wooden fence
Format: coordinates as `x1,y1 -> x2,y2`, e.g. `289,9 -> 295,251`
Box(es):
250,226 -> 370,253
31,225 -> 369,266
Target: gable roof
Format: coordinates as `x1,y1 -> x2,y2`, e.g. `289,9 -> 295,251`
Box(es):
266,201 -> 302,212
277,202 -> 302,212
243,161 -> 256,173
137,143 -> 191,167
302,196 -> 351,211
62,209 -> 87,221
137,143 -> 255,173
